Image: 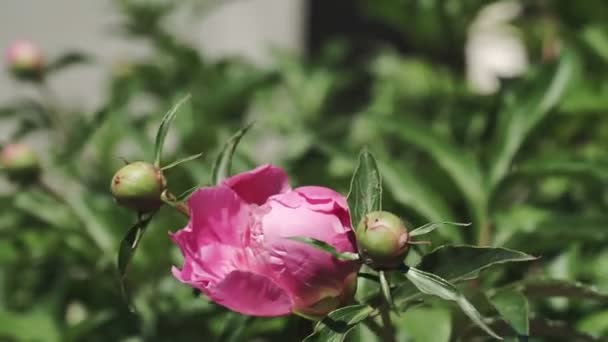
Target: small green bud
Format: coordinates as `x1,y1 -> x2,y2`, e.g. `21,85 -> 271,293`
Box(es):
1,143 -> 40,184
6,40 -> 45,81
356,211 -> 410,270
110,161 -> 166,212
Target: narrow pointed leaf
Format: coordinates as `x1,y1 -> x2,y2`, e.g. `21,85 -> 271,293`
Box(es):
211,123 -> 254,185
409,222 -> 471,237
510,279 -> 608,302
405,267 -> 502,340
392,246 -> 536,306
379,270 -> 393,307
489,50 -> 575,188
303,305 -> 375,342
347,148 -> 382,230
154,94 -> 191,167
376,117 -> 487,227
413,246 -> 537,282
161,152 -> 203,171
176,186 -> 200,202
117,212 -> 157,312
489,290 -> 529,340
287,237 -> 360,261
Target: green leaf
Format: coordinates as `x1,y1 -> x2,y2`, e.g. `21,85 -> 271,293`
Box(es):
489,290 -> 529,339
59,107 -> 112,160
286,237 -> 360,261
347,148 -> 382,230
154,94 -> 191,167
392,246 -> 536,305
379,270 -> 393,307
211,123 -> 254,185
161,152 -> 204,171
409,222 -> 471,237
510,279 -> 608,302
218,313 -> 253,342
377,160 -> 462,242
489,50 -> 576,188
412,245 -> 537,283
303,304 -> 375,342
65,310 -> 113,342
0,310 -> 60,342
376,116 -> 487,227
404,267 -> 501,340
515,155 -> 608,181
399,306 -> 452,342
176,186 -> 200,202
117,212 -> 157,312
46,52 -> 91,73
14,189 -> 79,230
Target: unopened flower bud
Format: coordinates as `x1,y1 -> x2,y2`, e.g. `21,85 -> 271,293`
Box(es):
356,211 -> 410,269
6,40 -> 45,80
1,143 -> 40,183
110,161 -> 165,212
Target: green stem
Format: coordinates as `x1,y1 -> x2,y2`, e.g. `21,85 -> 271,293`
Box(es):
362,317 -> 385,339
161,190 -> 190,217
377,271 -> 396,341
378,303 -> 396,342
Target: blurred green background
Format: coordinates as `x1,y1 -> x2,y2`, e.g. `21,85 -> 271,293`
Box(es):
1,0 -> 608,341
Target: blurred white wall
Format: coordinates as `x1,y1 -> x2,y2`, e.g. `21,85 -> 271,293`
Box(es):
0,0 -> 306,112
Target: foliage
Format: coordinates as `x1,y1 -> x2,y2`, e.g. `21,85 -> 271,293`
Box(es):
2,0 -> 608,341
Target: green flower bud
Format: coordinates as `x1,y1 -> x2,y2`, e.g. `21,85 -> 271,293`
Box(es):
6,40 -> 45,81
110,161 -> 166,213
356,211 -> 409,270
1,143 -> 40,183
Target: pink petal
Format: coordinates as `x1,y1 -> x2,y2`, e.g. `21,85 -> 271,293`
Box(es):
171,244 -> 245,287
258,197 -> 359,305
209,270 -> 293,316
295,186 -> 348,211
186,186 -> 251,247
223,164 -> 291,205
294,186 -> 352,228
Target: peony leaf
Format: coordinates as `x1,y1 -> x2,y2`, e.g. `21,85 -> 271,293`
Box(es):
376,116 -> 486,232
347,147 -> 382,231
287,237 -> 360,261
392,246 -> 536,306
409,221 -> 471,237
404,267 -> 502,340
488,50 -> 575,188
211,123 -> 254,185
175,186 -> 200,202
160,152 -> 204,171
46,51 -> 92,73
303,304 -> 375,342
379,270 -> 393,307
410,245 -> 537,283
154,94 -> 191,167
117,212 -> 157,312
489,290 -> 529,340
508,279 -> 608,302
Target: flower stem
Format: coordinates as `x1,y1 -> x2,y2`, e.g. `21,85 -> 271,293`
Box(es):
377,271 -> 397,342
161,190 -> 190,217
378,302 -> 397,342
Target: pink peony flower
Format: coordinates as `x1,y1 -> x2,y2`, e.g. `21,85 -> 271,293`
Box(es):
171,164 -> 360,318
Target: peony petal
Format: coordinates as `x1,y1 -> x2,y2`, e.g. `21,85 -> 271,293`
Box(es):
171,244 -> 246,288
294,186 -> 351,228
209,270 -> 293,316
257,196 -> 359,306
187,186 -> 251,247
223,164 -> 290,205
